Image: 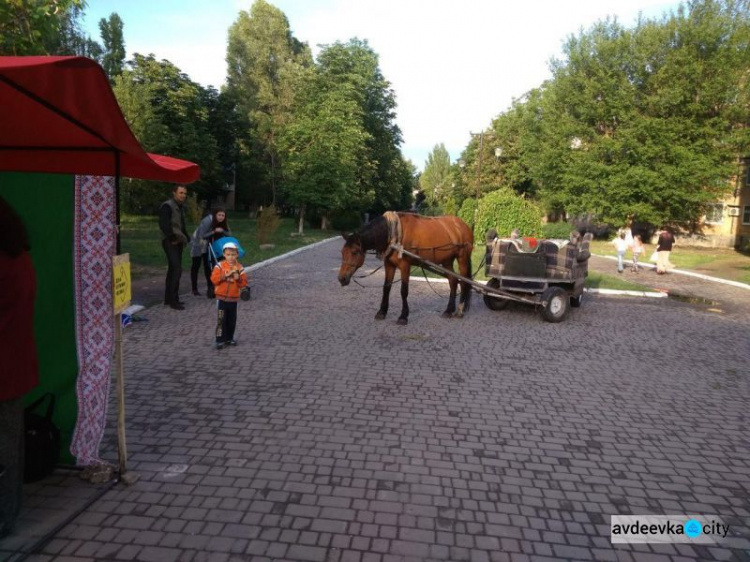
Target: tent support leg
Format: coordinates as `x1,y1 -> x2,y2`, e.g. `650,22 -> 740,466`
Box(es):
114,318 -> 128,477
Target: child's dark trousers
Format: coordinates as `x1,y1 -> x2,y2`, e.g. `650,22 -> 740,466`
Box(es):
215,300 -> 238,343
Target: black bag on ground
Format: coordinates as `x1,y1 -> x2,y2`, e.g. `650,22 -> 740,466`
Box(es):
24,393 -> 60,483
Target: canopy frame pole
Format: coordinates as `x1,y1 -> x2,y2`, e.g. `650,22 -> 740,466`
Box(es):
115,151 -> 121,255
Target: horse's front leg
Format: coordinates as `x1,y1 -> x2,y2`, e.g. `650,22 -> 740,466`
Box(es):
397,262 -> 411,325
376,262 -> 395,320
443,261 -> 458,318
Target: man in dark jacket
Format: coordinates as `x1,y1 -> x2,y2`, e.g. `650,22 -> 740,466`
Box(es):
159,185 -> 189,309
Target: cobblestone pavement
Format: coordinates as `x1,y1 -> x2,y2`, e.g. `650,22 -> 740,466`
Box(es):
16,240 -> 750,561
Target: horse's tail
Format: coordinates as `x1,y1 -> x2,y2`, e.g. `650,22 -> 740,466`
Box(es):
461,251 -> 472,311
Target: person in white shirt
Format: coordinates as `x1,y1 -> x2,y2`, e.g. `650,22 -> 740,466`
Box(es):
612,230 -> 630,273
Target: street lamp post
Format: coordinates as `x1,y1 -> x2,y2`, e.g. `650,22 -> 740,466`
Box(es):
469,130 -> 502,202
466,131 -> 504,233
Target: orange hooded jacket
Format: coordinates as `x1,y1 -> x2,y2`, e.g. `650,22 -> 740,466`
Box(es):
211,260 -> 248,302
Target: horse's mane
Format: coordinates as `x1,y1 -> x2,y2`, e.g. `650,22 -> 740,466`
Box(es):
356,215 -> 389,253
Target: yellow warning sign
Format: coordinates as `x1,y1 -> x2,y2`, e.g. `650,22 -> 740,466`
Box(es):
113,254 -> 132,315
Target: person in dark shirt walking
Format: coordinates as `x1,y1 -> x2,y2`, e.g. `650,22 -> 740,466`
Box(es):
655,227 -> 676,275
158,185 -> 189,309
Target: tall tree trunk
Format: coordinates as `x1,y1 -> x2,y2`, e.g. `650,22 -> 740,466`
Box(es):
270,150 -> 276,206
298,204 -> 305,236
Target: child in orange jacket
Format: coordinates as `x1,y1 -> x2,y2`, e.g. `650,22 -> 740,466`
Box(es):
210,241 -> 248,349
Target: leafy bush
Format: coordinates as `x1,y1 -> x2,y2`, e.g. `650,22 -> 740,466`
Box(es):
185,193 -> 203,224
457,198 -> 478,229
542,221 -> 575,239
121,180 -> 166,214
330,210 -> 362,232
257,204 -> 281,245
442,198 -> 460,216
475,189 -> 543,242
421,203 -> 444,217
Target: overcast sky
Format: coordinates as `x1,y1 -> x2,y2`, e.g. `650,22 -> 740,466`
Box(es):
83,0 -> 681,171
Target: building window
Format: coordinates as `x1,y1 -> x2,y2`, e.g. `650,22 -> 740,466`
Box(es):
705,204 -> 724,224
743,205 -> 750,225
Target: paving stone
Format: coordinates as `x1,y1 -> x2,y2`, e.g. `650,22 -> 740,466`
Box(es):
8,240 -> 748,562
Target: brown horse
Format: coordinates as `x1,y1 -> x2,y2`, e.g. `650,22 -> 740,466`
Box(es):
338,212 -> 473,325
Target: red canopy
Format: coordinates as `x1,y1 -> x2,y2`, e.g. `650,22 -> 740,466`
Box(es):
0,56 -> 199,183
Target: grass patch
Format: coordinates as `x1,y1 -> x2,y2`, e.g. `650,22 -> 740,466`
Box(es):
121,212 -> 333,278
584,271 -> 651,291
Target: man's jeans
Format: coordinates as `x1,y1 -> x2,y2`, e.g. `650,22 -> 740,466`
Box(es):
162,240 -> 184,304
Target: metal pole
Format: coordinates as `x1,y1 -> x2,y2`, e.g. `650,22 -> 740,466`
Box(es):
115,315 -> 127,476
476,132 -> 484,201
115,152 -> 121,255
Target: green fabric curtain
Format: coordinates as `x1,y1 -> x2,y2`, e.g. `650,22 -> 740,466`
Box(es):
0,172 -> 78,464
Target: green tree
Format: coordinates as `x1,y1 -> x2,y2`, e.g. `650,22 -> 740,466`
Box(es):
316,39 -> 404,213
280,72 -> 370,233
204,88 -> 241,206
461,0 -> 750,230
0,0 -> 101,57
99,13 -> 125,79
541,1 -> 750,226
226,0 -> 312,206
420,144 -> 453,207
113,54 -> 222,211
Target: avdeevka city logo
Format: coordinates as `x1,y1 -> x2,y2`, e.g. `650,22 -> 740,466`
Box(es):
684,519 -> 702,538
610,515 -> 728,543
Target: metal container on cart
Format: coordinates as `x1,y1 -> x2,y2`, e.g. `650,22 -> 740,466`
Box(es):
483,232 -> 592,322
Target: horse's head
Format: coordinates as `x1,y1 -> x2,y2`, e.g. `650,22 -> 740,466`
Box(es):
338,232 -> 365,286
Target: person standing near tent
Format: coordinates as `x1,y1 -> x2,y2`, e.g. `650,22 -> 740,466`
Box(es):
159,185 -> 189,310
0,196 -> 39,538
190,206 -> 230,299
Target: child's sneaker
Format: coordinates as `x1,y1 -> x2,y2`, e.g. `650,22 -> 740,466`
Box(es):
226,340 -> 237,347
215,342 -> 225,350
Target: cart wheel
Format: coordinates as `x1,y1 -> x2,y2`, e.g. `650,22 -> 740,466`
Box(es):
483,278 -> 509,311
570,293 -> 583,308
541,287 -> 570,322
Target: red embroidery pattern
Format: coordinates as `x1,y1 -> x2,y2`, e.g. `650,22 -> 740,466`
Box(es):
70,175 -> 116,465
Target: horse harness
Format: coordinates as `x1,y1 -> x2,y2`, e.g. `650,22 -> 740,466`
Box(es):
381,212 -> 469,263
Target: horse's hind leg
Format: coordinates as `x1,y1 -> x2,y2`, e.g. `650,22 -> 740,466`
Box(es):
376,262 -> 395,320
442,261 -> 458,318
455,250 -> 473,318
397,262 -> 410,325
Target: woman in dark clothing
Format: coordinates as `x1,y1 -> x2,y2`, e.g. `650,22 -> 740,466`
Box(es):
190,207 -> 231,298
656,226 -> 676,274
0,196 -> 39,538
